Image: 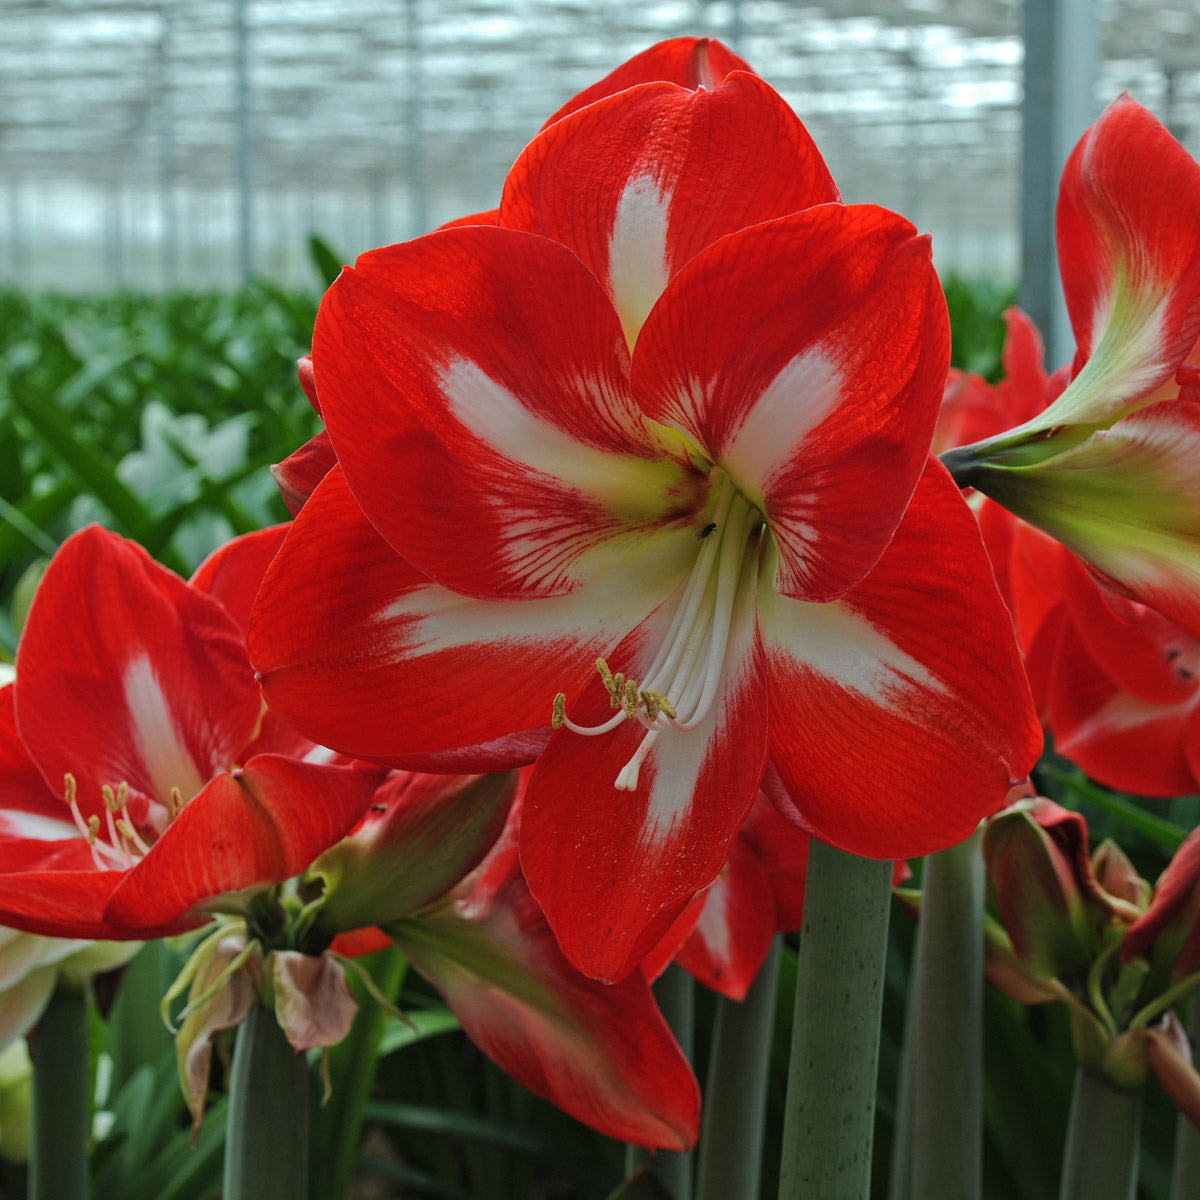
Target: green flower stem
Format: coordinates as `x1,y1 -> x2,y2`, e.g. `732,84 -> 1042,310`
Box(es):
909,829 -> 984,1200
779,840 -> 894,1200
696,937 -> 781,1200
311,948 -> 407,1200
627,963 -> 693,1199
1058,1067 -> 1141,1200
223,1002 -> 310,1200
30,984 -> 91,1200
1170,996 -> 1200,1200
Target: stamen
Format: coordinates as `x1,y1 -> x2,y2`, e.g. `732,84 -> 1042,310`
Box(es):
86,815 -> 100,842
169,786 -> 185,817
548,475 -> 761,791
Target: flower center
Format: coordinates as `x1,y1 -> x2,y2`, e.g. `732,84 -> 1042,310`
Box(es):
64,772 -> 182,871
551,476 -> 761,791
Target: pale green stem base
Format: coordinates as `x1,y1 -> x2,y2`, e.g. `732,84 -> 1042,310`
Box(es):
696,937 -> 781,1200
627,963 -> 694,1199
779,840 -> 894,1200
30,985 -> 91,1200
1059,1067 -> 1141,1200
909,829 -> 984,1200
223,1003 -> 310,1200
1170,996 -> 1200,1200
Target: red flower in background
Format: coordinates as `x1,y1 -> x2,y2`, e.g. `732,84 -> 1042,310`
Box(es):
942,96 -> 1200,639
0,526 -> 380,940
942,309 -> 1200,798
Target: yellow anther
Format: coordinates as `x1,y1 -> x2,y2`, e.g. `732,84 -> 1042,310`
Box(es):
102,783 -> 118,812
643,690 -> 677,720
86,815 -> 100,843
116,780 -> 129,808
115,818 -> 138,845
552,693 -> 567,729
623,679 -> 639,719
596,658 -> 615,694
169,786 -> 185,817
64,773 -> 77,805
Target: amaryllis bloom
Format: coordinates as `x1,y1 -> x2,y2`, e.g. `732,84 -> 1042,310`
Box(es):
938,309 -> 1200,797
941,96 -> 1200,637
0,526 -> 380,940
251,47 -> 1039,981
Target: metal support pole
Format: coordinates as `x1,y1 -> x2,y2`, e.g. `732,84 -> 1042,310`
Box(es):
233,0 -> 254,282
405,0 -> 427,236
1020,0 -> 1097,369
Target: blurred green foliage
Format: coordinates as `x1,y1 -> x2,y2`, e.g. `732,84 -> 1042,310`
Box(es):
0,284 -> 321,656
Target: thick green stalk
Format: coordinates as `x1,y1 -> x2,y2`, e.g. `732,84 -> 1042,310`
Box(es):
30,984 -> 91,1200
1058,1067 -> 1141,1200
223,1003 -> 310,1200
696,937 -> 781,1200
779,840 -> 894,1200
627,963 -> 694,1199
1170,996 -> 1200,1200
909,829 -> 984,1200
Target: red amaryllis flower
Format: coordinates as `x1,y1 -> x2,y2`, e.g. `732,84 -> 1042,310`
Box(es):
0,526 -> 380,940
939,308 -> 1200,797
252,56 -> 1039,981
942,97 -> 1200,637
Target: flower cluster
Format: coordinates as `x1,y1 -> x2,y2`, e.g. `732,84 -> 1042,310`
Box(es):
13,33 -> 1200,1161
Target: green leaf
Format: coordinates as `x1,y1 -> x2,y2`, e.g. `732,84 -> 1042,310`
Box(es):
377,1008 -> 461,1057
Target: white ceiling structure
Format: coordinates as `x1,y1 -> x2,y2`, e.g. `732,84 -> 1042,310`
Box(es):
2,0 -> 1198,290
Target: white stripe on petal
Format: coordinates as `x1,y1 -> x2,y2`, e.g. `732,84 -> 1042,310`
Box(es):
439,356 -> 661,501
693,879 -> 730,962
0,812 -> 80,841
608,173 -> 672,349
722,349 -> 844,501
762,594 -> 944,703
123,655 -> 207,803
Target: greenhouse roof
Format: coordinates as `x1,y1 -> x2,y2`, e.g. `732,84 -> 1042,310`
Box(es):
3,0 -> 1199,289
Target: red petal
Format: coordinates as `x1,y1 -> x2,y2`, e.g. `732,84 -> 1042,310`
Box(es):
15,528 -> 262,827
540,37 -> 753,127
103,755 -> 380,927
315,226 -> 690,599
761,460 -> 1041,860
520,588 -> 767,982
0,863 -> 198,940
0,687 -> 77,837
394,843 -> 700,1149
250,466 -> 681,770
634,204 -> 948,600
271,430 -> 336,516
1059,95 -> 1200,396
673,836 -> 775,1000
1124,825 -> 1200,965
504,74 -> 837,345
190,525 -> 289,637
1043,615 -> 1199,797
